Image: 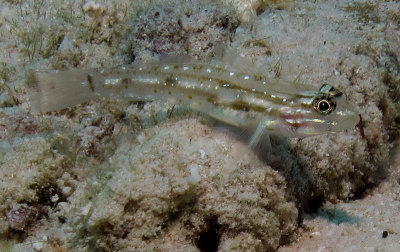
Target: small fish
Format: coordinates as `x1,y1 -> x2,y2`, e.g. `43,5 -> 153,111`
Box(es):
26,54 -> 359,142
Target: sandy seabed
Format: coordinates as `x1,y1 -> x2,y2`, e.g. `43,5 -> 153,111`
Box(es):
0,0 -> 400,251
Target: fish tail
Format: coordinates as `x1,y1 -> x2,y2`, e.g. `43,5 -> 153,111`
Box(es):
25,70 -> 97,113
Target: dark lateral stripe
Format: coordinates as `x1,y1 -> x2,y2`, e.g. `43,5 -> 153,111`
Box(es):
129,65 -> 268,93
125,65 -> 319,109
214,99 -> 276,113
135,71 -> 294,105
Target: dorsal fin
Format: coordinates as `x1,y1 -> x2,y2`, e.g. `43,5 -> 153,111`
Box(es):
213,46 -> 322,94
319,84 -> 343,97
213,47 -> 266,77
159,53 -> 193,64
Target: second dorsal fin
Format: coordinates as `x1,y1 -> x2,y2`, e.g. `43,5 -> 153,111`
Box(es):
213,46 -> 266,77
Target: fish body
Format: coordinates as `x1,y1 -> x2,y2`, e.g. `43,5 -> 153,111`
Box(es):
27,60 -> 359,138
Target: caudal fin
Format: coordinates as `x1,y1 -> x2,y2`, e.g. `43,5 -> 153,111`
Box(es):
26,70 -> 97,113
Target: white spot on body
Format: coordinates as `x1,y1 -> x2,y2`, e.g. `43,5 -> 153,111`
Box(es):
206,68 -> 212,73
282,98 -> 287,102
251,88 -> 256,92
104,78 -> 121,87
271,94 -> 276,98
286,118 -> 296,124
244,75 -> 250,80
183,66 -> 189,71
164,66 -> 170,70
229,72 -> 235,76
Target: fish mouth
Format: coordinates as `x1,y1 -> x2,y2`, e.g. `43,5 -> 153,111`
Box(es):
278,106 -> 360,135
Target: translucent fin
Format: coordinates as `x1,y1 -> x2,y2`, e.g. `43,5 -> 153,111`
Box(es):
159,53 -> 193,64
222,126 -> 272,173
214,47 -> 266,77
25,70 -> 97,113
248,118 -> 271,150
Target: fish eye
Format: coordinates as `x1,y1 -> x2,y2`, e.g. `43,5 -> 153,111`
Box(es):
313,98 -> 335,115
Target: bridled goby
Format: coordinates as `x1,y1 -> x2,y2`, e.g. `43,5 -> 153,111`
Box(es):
26,54 -> 359,145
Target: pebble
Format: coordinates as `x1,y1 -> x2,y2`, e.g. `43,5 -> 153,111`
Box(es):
32,241 -> 43,251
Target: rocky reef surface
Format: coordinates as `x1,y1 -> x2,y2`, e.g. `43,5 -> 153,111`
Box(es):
0,0 -> 399,251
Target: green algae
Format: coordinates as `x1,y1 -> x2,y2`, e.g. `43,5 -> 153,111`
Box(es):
0,63 -> 18,107
344,2 -> 380,23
